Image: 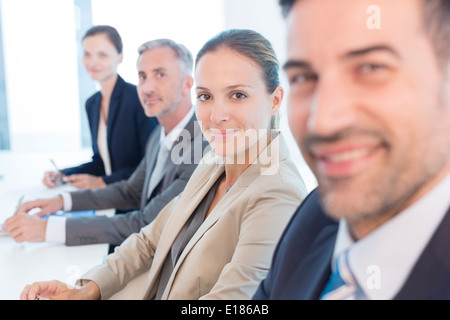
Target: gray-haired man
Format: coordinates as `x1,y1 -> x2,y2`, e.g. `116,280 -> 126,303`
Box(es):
4,39 -> 209,248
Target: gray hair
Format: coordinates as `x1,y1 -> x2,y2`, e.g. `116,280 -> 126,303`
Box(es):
138,39 -> 193,75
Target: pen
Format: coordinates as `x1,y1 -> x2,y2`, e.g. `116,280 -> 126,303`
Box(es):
14,195 -> 24,216
49,159 -> 66,184
50,158 -> 62,173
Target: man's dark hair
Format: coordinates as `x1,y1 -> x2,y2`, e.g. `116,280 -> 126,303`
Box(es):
278,0 -> 295,18
278,0 -> 450,66
423,0 -> 450,66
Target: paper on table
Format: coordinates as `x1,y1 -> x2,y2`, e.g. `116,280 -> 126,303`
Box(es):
2,183 -> 77,199
0,195 -> 20,236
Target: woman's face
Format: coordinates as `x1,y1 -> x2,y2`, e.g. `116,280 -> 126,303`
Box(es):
195,47 -> 283,159
82,33 -> 122,83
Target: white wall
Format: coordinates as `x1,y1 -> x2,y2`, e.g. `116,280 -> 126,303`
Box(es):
1,0 -> 226,153
2,0 -> 82,152
90,0 -> 226,85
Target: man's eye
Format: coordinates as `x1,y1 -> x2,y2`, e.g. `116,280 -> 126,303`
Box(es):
156,72 -> 165,78
359,63 -> 386,74
197,93 -> 211,102
355,63 -> 392,84
289,73 -> 318,85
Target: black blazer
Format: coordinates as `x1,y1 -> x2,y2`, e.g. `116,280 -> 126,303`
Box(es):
253,188 -> 450,300
63,75 -> 158,184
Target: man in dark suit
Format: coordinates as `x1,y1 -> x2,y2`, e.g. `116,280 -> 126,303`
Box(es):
254,0 -> 450,299
3,39 -> 210,248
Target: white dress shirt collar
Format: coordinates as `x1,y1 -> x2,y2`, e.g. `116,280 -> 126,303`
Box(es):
332,172 -> 450,300
159,107 -> 194,151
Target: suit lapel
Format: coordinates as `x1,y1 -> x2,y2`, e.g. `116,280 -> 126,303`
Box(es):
298,225 -> 337,299
158,165 -> 235,299
145,114 -> 199,202
394,206 -> 450,299
148,164 -> 224,294
157,164 -> 224,252
105,76 -> 124,146
90,94 -> 101,147
170,167 -> 239,266
140,129 -> 162,209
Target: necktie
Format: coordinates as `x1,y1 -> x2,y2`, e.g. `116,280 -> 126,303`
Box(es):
147,144 -> 170,199
320,250 -> 358,300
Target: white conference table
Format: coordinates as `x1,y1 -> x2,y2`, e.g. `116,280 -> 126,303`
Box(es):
0,150 -> 112,300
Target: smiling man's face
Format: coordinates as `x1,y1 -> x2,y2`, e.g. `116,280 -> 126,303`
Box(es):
285,0 -> 450,230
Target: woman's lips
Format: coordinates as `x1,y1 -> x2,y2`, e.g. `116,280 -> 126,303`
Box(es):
209,129 -> 240,140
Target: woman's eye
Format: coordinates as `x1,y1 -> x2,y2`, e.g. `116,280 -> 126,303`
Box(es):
197,93 -> 211,102
231,92 -> 247,100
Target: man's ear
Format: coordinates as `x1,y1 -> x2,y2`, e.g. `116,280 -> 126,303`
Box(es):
183,75 -> 194,96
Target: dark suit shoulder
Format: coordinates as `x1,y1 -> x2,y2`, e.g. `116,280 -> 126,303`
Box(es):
85,91 -> 100,111
254,188 -> 339,299
118,78 -> 146,115
112,75 -> 136,100
277,189 -> 337,256
395,206 -> 450,299
119,77 -> 137,95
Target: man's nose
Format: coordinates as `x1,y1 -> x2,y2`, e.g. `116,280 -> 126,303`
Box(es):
307,77 -> 357,137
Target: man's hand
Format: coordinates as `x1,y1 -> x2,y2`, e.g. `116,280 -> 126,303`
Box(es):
63,174 -> 106,190
2,214 -> 47,242
1,196 -> 64,242
42,171 -> 64,188
19,197 -> 64,217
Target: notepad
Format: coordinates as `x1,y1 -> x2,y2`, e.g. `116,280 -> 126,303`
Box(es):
41,210 -> 96,220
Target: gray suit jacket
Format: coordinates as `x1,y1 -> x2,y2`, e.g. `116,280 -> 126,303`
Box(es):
66,113 -> 209,246
81,133 -> 308,300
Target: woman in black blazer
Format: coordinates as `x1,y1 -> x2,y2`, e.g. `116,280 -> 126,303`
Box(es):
43,26 -> 157,190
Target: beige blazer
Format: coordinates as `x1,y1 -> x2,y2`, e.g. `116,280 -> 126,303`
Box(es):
81,132 -> 308,300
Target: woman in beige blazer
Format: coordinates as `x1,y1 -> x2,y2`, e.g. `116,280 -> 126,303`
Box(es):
21,29 -> 308,300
